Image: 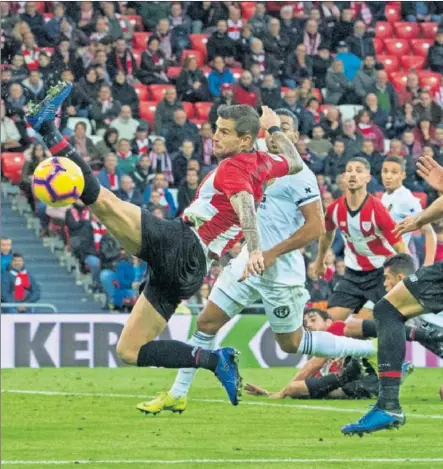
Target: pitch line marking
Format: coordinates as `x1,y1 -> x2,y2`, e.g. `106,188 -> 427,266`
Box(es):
2,389 -> 442,420
2,459 -> 443,466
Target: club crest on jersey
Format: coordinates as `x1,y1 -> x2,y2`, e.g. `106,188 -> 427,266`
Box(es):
362,222 -> 372,232
273,306 -> 290,318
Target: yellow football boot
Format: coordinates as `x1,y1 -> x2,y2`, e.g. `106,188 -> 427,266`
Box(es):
136,392 -> 187,415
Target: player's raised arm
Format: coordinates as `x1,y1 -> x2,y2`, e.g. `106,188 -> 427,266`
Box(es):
417,155 -> 443,193
396,195 -> 443,235
260,106 -> 304,175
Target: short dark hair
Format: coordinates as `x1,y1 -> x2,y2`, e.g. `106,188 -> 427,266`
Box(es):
275,108 -> 299,131
384,156 -> 406,170
347,156 -> 371,172
383,254 -> 415,276
75,122 -> 87,131
304,308 -> 332,322
217,104 -> 260,141
12,253 -> 23,259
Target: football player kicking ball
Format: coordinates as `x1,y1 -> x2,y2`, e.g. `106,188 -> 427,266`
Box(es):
26,83 -> 305,406
342,155 -> 443,436
139,110 -> 376,415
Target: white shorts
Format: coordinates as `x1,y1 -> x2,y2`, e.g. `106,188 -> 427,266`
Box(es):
209,265 -> 310,334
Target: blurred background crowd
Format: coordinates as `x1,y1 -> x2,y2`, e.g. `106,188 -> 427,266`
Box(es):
2,1 -> 443,313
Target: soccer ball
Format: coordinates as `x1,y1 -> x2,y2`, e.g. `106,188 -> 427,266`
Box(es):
32,157 -> 85,208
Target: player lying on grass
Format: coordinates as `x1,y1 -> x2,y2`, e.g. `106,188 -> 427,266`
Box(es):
342,155 -> 443,436
26,83 -> 305,406
137,110 -> 379,416
245,308 -> 380,401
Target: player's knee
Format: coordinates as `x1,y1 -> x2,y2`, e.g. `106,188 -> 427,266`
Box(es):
116,339 -> 139,365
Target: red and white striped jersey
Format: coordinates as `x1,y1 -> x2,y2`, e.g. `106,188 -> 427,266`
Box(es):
183,151 -> 289,257
325,194 -> 400,271
227,19 -> 243,40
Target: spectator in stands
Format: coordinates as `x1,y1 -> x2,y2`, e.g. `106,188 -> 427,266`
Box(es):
307,125 -> 332,158
359,139 -> 384,184
109,105 -> 139,141
177,168 -> 200,217
331,258 -> 345,291
414,118 -> 436,147
1,238 -> 12,273
335,41 -> 361,81
11,54 -> 28,83
208,56 -> 235,98
22,69 -> 46,102
295,136 -> 324,174
300,97 -> 320,136
154,87 -> 183,136
234,70 -> 262,109
325,59 -> 353,105
107,38 -> 137,82
73,1 -> 98,36
91,84 -> 121,133
137,1 -> 170,32
260,73 -> 282,110
169,2 -> 192,33
320,105 -> 341,140
145,190 -> 171,219
188,281 -> 211,312
414,89 -> 443,127
0,3 -> 19,37
98,152 -> 123,192
78,66 -> 100,102
187,1 -> 219,34
115,138 -> 138,174
280,88 -> 304,120
398,71 -> 421,107
165,108 -> 201,157
263,18 -> 290,66
131,124 -> 149,157
0,99 -> 22,151
207,19 -> 236,62
401,101 -> 418,132
110,71 -> 139,117
148,138 -> 174,185
57,16 -> 89,51
1,69 -> 13,99
306,261 -> 331,302
279,5 -> 299,43
37,52 -> 57,86
90,16 -> 112,43
96,128 -> 118,163
129,154 -> 153,193
176,55 -> 211,103
312,44 -> 332,89
402,2 -> 442,22
346,21 -> 375,60
299,19 -> 323,57
67,122 -> 98,169
173,139 -> 201,185
331,8 -> 354,51
204,261 -> 222,288
20,2 -> 47,45
248,2 -> 270,38
285,43 -> 313,89
402,129 -> 423,162
2,253 -> 41,313
243,38 -> 280,80
372,70 -> 398,117
93,50 -> 112,84
115,174 -> 144,207
199,122 -> 216,171
145,173 -> 176,216
208,83 -> 236,126
355,109 -> 385,153
364,93 -> 389,134
431,124 -> 443,161
342,118 -> 364,157
427,31 -> 443,75
324,139 -> 349,181
137,36 -> 169,86
58,69 -> 90,129
102,1 -> 133,42
97,232 -> 120,309
45,2 -> 66,41
353,55 -> 377,104
157,17 -> 190,60
5,83 -> 29,143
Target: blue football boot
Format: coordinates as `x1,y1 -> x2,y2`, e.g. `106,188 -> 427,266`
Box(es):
26,81 -> 72,132
213,347 -> 242,406
342,406 -> 405,437
401,361 -> 414,383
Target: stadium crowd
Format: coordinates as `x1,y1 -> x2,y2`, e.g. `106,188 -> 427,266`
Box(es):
2,1 -> 443,312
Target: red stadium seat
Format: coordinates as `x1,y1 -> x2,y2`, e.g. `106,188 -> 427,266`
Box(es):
375,22 -> 393,40
373,38 -> 384,55
139,101 -> 157,127
394,22 -> 420,40
413,192 -> 428,209
132,49 -> 142,67
411,39 -> 433,57
1,152 -> 25,184
189,34 -> 209,61
312,88 -> 323,103
385,3 -> 401,23
400,55 -> 426,71
132,32 -> 152,49
377,55 -> 400,74
418,71 -> 441,92
180,50 -> 205,67
133,84 -> 149,101
35,2 -> 46,13
167,66 -> 182,79
420,22 -> 438,39
241,2 -> 256,19
390,72 -> 408,91
383,39 -> 410,58
194,102 -> 214,120
182,102 -> 195,119
148,84 -> 175,102
127,15 -> 143,31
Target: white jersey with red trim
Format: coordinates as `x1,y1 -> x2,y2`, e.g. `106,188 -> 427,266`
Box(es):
183,150 -> 289,258
325,194 -> 400,271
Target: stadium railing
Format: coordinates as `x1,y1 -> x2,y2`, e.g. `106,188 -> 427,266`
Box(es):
1,303 -> 58,313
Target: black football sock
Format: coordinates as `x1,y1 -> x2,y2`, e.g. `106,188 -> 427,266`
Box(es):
137,340 -> 219,371
373,298 -> 406,413
38,121 -> 100,205
362,320 -> 416,342
305,374 -> 343,399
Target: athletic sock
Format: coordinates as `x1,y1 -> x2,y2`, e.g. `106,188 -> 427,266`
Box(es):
38,121 -> 100,205
373,298 -> 406,413
305,374 -> 342,398
170,331 -> 216,398
137,340 -> 219,371
362,320 -> 416,343
299,330 -> 375,358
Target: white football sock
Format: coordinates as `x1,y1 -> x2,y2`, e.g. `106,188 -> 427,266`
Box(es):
170,331 -> 216,398
299,330 -> 375,358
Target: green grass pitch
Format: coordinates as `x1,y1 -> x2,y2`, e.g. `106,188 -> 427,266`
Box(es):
2,368 -> 443,469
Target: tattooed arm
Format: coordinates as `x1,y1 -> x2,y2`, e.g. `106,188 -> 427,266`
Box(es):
230,191 -> 264,276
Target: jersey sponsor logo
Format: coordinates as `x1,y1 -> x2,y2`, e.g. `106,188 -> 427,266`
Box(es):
362,222 -> 372,232
273,306 -> 290,318
409,274 -> 418,283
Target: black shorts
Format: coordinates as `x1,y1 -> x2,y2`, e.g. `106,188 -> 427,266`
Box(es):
342,373 -> 379,399
403,262 -> 443,314
138,210 -> 207,321
327,267 -> 386,312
